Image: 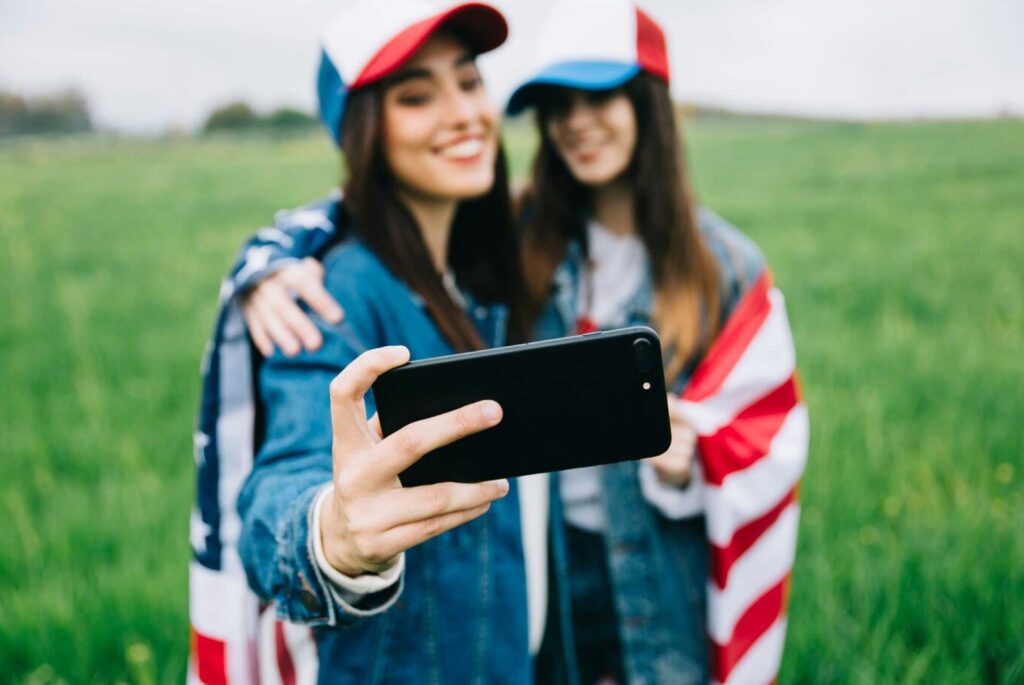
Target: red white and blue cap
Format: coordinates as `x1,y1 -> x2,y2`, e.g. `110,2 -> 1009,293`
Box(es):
317,1 -> 508,145
506,0 -> 669,115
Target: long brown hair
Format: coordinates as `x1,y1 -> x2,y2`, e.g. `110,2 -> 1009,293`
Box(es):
521,73 -> 720,380
340,83 -> 528,352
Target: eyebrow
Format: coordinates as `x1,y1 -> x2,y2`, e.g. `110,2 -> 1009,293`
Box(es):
387,51 -> 477,87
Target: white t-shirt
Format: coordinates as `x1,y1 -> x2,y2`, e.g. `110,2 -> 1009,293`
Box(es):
561,220 -> 704,532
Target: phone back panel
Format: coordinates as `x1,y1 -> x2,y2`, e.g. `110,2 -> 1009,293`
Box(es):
372,327 -> 671,486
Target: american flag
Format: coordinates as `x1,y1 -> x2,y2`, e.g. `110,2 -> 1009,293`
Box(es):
188,216 -> 334,685
679,270 -> 809,685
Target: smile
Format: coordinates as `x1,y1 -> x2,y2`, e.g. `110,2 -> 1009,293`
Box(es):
438,137 -> 485,161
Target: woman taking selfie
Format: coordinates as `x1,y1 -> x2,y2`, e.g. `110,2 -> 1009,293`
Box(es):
197,1 -> 808,684
192,2 -> 536,682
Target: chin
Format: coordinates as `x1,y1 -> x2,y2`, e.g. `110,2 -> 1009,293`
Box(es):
432,164 -> 495,198
572,166 -> 619,188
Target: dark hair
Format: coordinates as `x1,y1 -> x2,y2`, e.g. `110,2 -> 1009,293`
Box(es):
520,73 -> 721,380
339,82 -> 528,352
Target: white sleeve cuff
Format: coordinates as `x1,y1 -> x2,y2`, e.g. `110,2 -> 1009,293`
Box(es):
639,458 -> 705,520
312,485 -> 405,595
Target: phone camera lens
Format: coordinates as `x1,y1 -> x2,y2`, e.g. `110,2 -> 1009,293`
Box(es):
633,338 -> 654,374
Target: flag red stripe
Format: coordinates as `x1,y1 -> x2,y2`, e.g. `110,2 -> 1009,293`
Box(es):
275,621 -> 297,685
710,488 -> 797,589
684,270 -> 773,403
711,576 -> 788,683
193,626 -> 228,685
700,375 -> 799,486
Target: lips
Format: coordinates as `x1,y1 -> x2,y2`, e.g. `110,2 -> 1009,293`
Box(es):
564,138 -> 608,163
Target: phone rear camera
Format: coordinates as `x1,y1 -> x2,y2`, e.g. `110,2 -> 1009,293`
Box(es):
633,338 -> 654,374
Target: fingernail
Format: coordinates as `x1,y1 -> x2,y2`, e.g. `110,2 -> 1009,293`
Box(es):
388,346 -> 409,361
493,479 -> 510,496
480,401 -> 501,423
327,309 -> 343,323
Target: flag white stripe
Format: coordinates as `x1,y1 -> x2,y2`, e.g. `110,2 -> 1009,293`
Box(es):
707,504 -> 799,644
283,622 -> 319,685
258,611 -> 284,685
704,404 -> 809,546
190,562 -> 258,638
216,304 -> 256,576
681,289 -> 795,435
713,618 -> 788,685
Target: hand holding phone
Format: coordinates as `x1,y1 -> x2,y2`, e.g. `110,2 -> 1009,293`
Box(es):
318,346 -> 510,577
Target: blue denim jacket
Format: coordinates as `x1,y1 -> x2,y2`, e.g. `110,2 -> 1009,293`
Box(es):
234,199 -> 765,685
237,235 -> 531,684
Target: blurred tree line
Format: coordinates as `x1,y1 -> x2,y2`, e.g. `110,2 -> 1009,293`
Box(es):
0,89 -> 92,136
0,89 -> 319,137
202,101 -> 317,134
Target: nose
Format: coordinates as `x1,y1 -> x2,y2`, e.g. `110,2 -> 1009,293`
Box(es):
441,85 -> 481,128
562,93 -> 596,131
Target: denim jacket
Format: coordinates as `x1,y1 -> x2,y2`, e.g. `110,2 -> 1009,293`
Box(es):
236,233 -> 531,684
234,199 -> 765,685
534,209 -> 766,685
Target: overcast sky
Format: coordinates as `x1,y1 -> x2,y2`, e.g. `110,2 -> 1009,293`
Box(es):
1,0 -> 1021,133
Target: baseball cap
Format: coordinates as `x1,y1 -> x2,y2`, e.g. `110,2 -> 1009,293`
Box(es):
506,0 -> 669,115
318,1 -> 509,145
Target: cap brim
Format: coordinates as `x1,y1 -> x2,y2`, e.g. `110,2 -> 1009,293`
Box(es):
354,3 -> 508,88
506,61 -> 641,115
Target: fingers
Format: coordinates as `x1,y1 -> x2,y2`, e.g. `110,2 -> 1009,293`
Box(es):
251,293 -> 302,356
353,479 -> 509,531
330,347 -> 411,459
368,413 -> 383,441
666,393 -> 689,423
370,400 -> 502,486
258,282 -> 324,352
243,301 -> 275,357
292,258 -> 344,324
646,422 -> 696,485
374,502 -> 494,560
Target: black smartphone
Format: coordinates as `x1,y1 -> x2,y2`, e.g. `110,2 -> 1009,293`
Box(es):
372,326 -> 671,487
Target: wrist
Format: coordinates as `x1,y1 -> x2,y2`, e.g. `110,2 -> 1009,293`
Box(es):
319,488 -> 370,578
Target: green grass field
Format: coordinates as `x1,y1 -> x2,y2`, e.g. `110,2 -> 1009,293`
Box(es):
1,119 -> 1022,684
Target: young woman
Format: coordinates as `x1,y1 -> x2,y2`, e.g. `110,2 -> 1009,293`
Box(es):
216,2 -> 808,684
191,2 -> 537,683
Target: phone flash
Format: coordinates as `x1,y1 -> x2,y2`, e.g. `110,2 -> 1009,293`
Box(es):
642,381 -> 651,390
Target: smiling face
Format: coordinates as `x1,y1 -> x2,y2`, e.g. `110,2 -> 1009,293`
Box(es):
541,88 -> 638,188
380,32 -> 499,202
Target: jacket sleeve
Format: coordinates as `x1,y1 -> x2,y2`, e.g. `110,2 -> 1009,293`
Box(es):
235,281 -> 401,626
226,200 -> 340,297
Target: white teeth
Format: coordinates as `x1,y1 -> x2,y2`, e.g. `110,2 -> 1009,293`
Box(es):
441,138 -> 484,159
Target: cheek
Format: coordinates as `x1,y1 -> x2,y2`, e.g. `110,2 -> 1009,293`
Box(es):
382,110 -> 434,183
545,120 -> 570,158
608,103 -> 637,169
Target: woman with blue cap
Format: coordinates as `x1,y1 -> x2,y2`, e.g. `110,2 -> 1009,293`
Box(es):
202,2 -> 807,684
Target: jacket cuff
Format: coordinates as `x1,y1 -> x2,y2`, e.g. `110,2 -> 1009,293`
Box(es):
273,483 -> 403,626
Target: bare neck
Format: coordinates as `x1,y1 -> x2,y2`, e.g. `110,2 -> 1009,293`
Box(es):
399,190 -> 458,273
592,178 -> 636,236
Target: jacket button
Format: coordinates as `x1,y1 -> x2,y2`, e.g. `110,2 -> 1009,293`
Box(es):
300,590 -> 321,613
